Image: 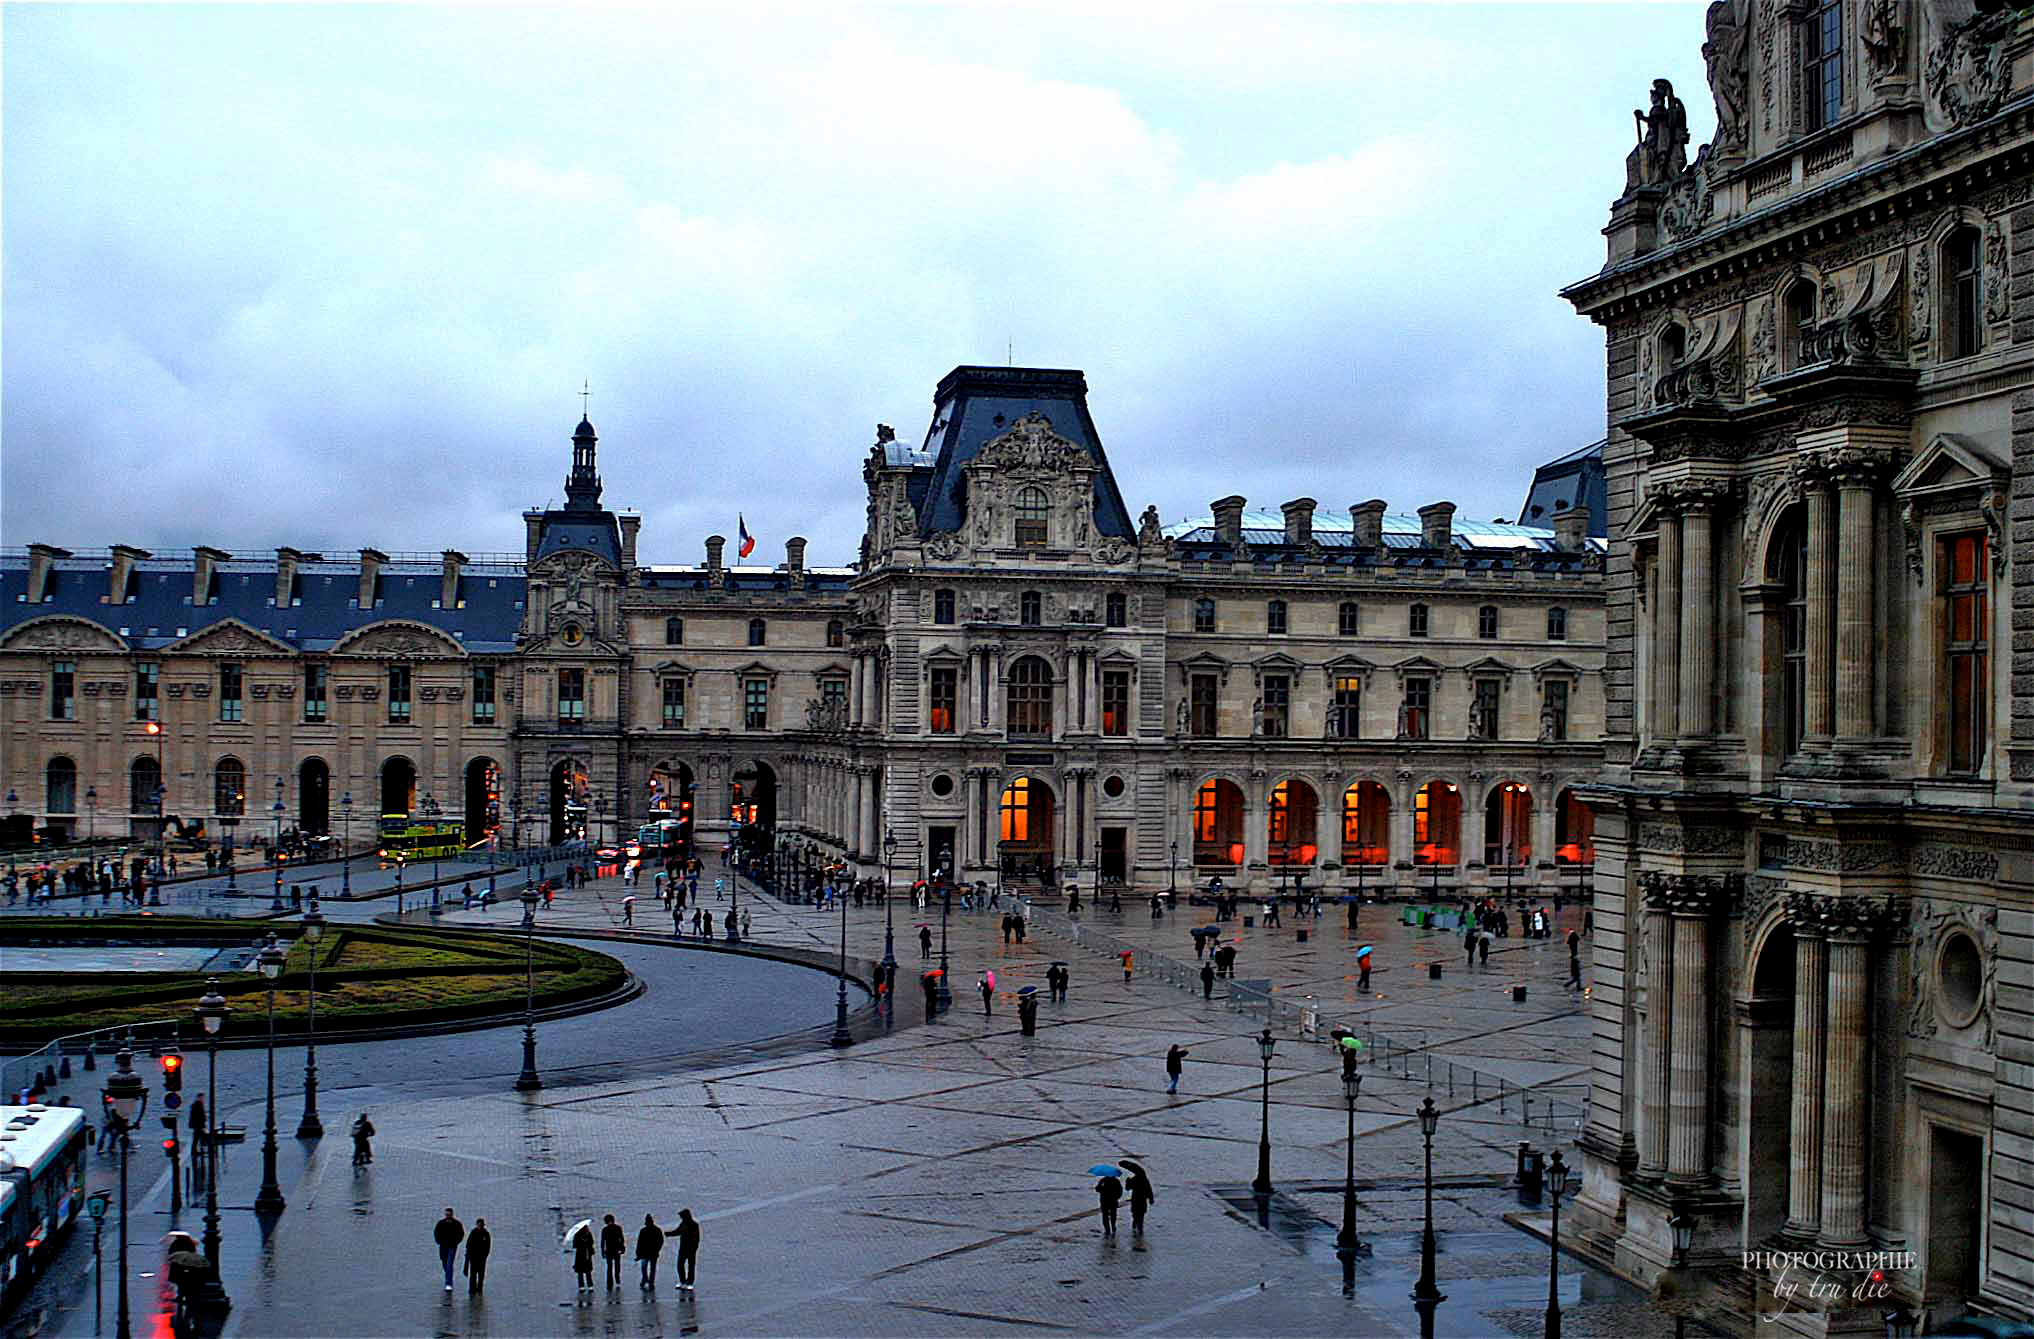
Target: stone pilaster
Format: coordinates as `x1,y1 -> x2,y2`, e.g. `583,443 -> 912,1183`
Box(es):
1637,871 -> 1674,1179
1831,456 -> 1883,743
1672,483 -> 1726,739
1781,906 -> 1828,1240
1801,471 -> 1836,744
1652,511 -> 1683,744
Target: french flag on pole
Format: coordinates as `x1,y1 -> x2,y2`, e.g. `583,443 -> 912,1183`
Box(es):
737,515 -> 756,559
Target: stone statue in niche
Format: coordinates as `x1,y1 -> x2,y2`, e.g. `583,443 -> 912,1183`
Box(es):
1469,698 -> 1493,741
1395,700 -> 1411,741
1175,697 -> 1189,736
1139,505 -> 1163,547
1703,0 -> 1751,152
1250,697 -> 1264,738
1862,0 -> 1904,81
1625,79 -> 1689,191
1539,698 -> 1560,742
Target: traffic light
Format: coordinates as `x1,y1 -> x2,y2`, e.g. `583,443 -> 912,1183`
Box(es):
160,1115 -> 179,1161
161,1049 -> 183,1095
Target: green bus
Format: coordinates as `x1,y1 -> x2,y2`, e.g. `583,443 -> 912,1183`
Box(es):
378,815 -> 464,864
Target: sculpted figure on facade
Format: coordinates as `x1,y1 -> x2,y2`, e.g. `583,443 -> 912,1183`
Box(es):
1138,504 -> 1163,547
1626,79 -> 1689,191
1702,0 -> 1751,151
1862,0 -> 1905,81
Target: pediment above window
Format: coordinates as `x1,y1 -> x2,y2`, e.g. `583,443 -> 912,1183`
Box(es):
0,614 -> 128,654
163,617 -> 295,657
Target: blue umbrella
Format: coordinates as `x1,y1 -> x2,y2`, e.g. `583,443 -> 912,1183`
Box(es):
1356,945 -> 1374,959
1018,985 -> 1039,996
1088,1163 -> 1122,1177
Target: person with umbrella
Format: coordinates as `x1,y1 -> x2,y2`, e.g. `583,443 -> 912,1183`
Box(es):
1119,948 -> 1134,983
1017,986 -> 1039,1035
465,1217 -> 492,1294
568,1219 -> 596,1292
922,969 -> 941,1019
1358,944 -> 1374,991
1124,1160 -> 1156,1236
622,895 -> 635,927
979,972 -> 996,1016
1091,1165 -> 1123,1237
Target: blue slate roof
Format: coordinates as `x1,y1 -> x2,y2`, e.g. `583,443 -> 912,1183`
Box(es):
1,553 -> 527,653
915,366 -> 1135,541
1518,439 -> 1607,536
532,513 -> 622,565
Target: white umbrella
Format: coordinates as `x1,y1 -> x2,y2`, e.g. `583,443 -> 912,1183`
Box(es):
561,1218 -> 592,1249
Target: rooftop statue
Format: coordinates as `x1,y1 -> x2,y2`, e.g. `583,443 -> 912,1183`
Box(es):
1625,79 -> 1690,192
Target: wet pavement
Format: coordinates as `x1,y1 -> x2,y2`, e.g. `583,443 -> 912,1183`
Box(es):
4,868 -> 1669,1338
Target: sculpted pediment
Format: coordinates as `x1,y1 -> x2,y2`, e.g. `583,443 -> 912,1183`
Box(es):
1891,433 -> 2007,500
973,414 -> 1088,476
332,620 -> 467,659
163,618 -> 294,657
0,615 -> 128,654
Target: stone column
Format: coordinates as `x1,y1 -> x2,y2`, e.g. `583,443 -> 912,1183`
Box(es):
1803,477 -> 1836,743
846,767 -> 864,857
859,767 -> 879,865
1819,912 -> 1879,1249
990,652 -> 1006,735
1652,511 -> 1683,744
1834,469 -> 1878,742
1783,909 -> 1829,1240
1637,873 -> 1673,1180
1243,778 -> 1270,881
851,654 -> 867,728
1666,882 -> 1713,1186
1316,780 -> 1340,872
1677,493 -> 1716,738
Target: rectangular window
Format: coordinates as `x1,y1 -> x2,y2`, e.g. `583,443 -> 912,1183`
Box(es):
1101,669 -> 1131,737
1547,607 -> 1568,641
1261,673 -> 1290,738
1472,677 -> 1500,740
1338,603 -> 1360,636
1409,603 -> 1429,637
821,677 -> 847,720
387,665 -> 412,724
1944,533 -> 1989,774
303,664 -> 328,723
1403,676 -> 1431,741
1193,598 -> 1216,633
219,663 -> 243,722
1266,601 -> 1287,635
1478,606 -> 1498,639
1545,680 -> 1571,742
50,660 -> 75,720
933,589 -> 956,625
472,665 -> 496,725
1020,591 -> 1042,626
930,666 -> 957,734
1189,673 -> 1218,737
1105,593 -> 1127,628
1331,675 -> 1361,740
744,677 -> 769,730
1804,0 -> 1843,132
135,663 -> 159,721
662,677 -> 687,728
558,668 -> 585,722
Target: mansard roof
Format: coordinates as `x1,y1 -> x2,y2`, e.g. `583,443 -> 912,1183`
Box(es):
914,365 -> 1135,542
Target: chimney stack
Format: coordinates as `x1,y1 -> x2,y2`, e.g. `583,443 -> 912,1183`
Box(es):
1281,498 -> 1317,547
193,547 -> 230,607
524,511 -> 543,563
441,550 -> 467,609
1349,500 -> 1387,549
110,545 -> 149,605
705,535 -> 725,581
358,548 -> 387,609
1553,504 -> 1589,554
1418,502 -> 1456,552
275,548 -> 303,609
1211,495 -> 1246,547
619,515 -> 641,571
26,544 -> 69,604
785,536 -> 807,581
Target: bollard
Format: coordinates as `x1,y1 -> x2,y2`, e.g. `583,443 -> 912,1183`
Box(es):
1428,962 -> 1442,981
1511,984 -> 1527,1003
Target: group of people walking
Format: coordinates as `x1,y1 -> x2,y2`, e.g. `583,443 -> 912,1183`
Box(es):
434,1206 -> 702,1295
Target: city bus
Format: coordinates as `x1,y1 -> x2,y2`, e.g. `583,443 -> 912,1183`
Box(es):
0,1104 -> 88,1308
633,818 -> 691,863
378,816 -> 465,865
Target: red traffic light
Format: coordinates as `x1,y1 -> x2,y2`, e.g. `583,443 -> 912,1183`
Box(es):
161,1053 -> 183,1074
162,1138 -> 178,1155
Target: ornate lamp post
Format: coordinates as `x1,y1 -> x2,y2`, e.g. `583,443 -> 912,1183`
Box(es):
515,880 -> 543,1091
222,811 -> 238,895
1414,1096 -> 1445,1336
86,786 -> 97,844
144,720 -> 167,882
829,862 -> 853,1048
270,777 -> 286,912
295,902 -> 325,1138
339,791 -> 353,897
102,1047 -> 147,1339
1335,1054 -> 1363,1258
881,829 -> 899,974
253,933 -> 288,1214
1252,1027 -> 1276,1196
1545,1150 -> 1570,1339
86,1190 -> 110,1335
1168,839 -> 1177,903
1669,1213 -> 1695,1339
194,980 -> 230,1272
936,874 -> 953,1011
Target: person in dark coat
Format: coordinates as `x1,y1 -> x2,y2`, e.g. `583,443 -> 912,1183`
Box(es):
434,1208 -> 465,1292
1017,992 -> 1037,1036
1126,1165 -> 1156,1235
674,1208 -> 700,1289
979,977 -> 995,1015
352,1112 -> 376,1165
635,1214 -> 665,1287
465,1218 -> 491,1294
1165,1045 -> 1188,1094
1201,961 -> 1215,999
923,973 -> 939,1019
1358,955 -> 1373,992
1095,1173 -> 1122,1236
1478,932 -> 1490,966
600,1214 -> 625,1286
571,1222 -> 596,1291
919,925 -> 933,959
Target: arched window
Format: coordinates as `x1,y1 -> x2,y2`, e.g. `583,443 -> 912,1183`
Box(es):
1484,781 -> 1533,867
130,756 -> 162,813
1338,602 -> 1360,637
1555,788 -> 1596,866
748,618 -> 767,647
1193,597 -> 1216,633
1014,487 -> 1050,547
1946,226 -> 1982,361
1772,508 -> 1809,756
1007,657 -> 1053,738
825,619 -> 845,648
1547,607 -> 1568,641
214,757 -> 246,816
1266,779 -> 1319,865
1341,780 -> 1390,865
1020,591 -> 1042,627
1477,605 -> 1499,639
1191,779 -> 1246,867
1266,599 -> 1288,635
1785,279 -> 1818,370
1412,780 -> 1460,865
1105,593 -> 1127,628
1409,603 -> 1430,638
664,617 -> 684,645
1659,323 -> 1687,370
45,756 -> 77,814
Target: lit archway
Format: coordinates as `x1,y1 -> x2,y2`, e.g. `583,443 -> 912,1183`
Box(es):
1267,778 -> 1319,866
997,776 -> 1056,879
1555,788 -> 1595,866
464,757 -> 501,846
732,760 -> 777,831
645,761 -> 696,859
379,757 -> 416,821
1484,781 -> 1532,867
549,759 -> 589,845
1191,778 -> 1246,867
1341,780 -> 1390,866
1412,780 -> 1460,865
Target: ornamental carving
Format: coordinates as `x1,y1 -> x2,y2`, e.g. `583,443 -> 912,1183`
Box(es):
1794,397 -> 1912,432
974,413 -> 1088,476
166,684 -> 187,698
0,617 -> 126,653
250,684 -> 271,700
1984,218 -> 2010,326
1094,536 -> 1135,565
1660,145 -> 1717,241
925,532 -> 963,562
1910,844 -> 1999,882
1756,0 -> 1776,132
1637,869 -> 1740,915
335,685 -> 356,700
1927,8 -> 2014,130
1763,835 -> 1900,872
1785,891 -> 1901,938
1749,299 -> 1777,384
1636,821 -> 1745,856
1861,0 -> 1904,82
1905,898 -> 1999,1046
190,684 -> 210,698
1909,248 -> 1931,348
1742,874 -> 1790,944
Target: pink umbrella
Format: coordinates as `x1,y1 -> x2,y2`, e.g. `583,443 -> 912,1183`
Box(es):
984,969 -> 996,990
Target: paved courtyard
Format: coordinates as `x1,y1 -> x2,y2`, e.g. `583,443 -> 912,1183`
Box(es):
24,868 -> 1668,1338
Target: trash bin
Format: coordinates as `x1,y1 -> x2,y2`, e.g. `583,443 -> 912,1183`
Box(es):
1512,984 -> 1527,1003
1428,962 -> 1443,981
1414,909 -> 1428,927
1243,915 -> 1255,928
1518,1148 -> 1545,1205
1297,928 -> 1309,943
1401,907 -> 1415,925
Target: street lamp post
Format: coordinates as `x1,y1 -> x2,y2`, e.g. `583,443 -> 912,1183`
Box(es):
253,934 -> 288,1214
515,880 -> 543,1091
270,777 -> 286,912
830,861 -> 853,1047
882,829 -> 899,975
102,1047 -> 146,1339
86,786 -> 97,845
1168,839 -> 1177,903
86,1191 -> 109,1336
1545,1150 -> 1570,1339
1336,1061 -> 1363,1257
1252,1027 -> 1276,1196
295,903 -> 325,1138
222,814 -> 237,895
936,875 -> 953,1011
1414,1096 -> 1445,1330
339,792 -> 353,898
195,980 -> 230,1273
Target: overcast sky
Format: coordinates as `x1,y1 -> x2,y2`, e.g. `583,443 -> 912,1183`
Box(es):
4,4 -> 1710,567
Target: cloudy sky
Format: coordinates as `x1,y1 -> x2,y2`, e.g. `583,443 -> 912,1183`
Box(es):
4,4 -> 1710,567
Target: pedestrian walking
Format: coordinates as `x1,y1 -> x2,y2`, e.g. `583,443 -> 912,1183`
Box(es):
1200,961 -> 1215,1000
1358,955 -> 1372,992
600,1213 -> 625,1288
1095,1172 -> 1122,1237
1478,931 -> 1490,965
980,976 -> 995,1015
636,1214 -> 665,1287
1017,992 -> 1038,1035
1465,925 -> 1477,968
1165,1044 -> 1188,1094
352,1112 -> 376,1165
1126,1164 -> 1156,1235
1192,929 -> 1207,960
742,909 -> 752,938
434,1208 -> 465,1292
674,1209 -> 700,1290
1049,962 -> 1069,1002
1120,949 -> 1134,983
922,972 -> 939,1019
571,1222 -> 596,1291
465,1218 -> 491,1294
702,909 -> 714,938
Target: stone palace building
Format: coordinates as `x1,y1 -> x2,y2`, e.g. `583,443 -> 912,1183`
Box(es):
2,363 -> 1605,903
1561,0 -> 2034,1333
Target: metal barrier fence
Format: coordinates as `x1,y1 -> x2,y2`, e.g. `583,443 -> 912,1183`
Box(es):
1033,907 -> 1588,1135
3,1020 -> 184,1100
